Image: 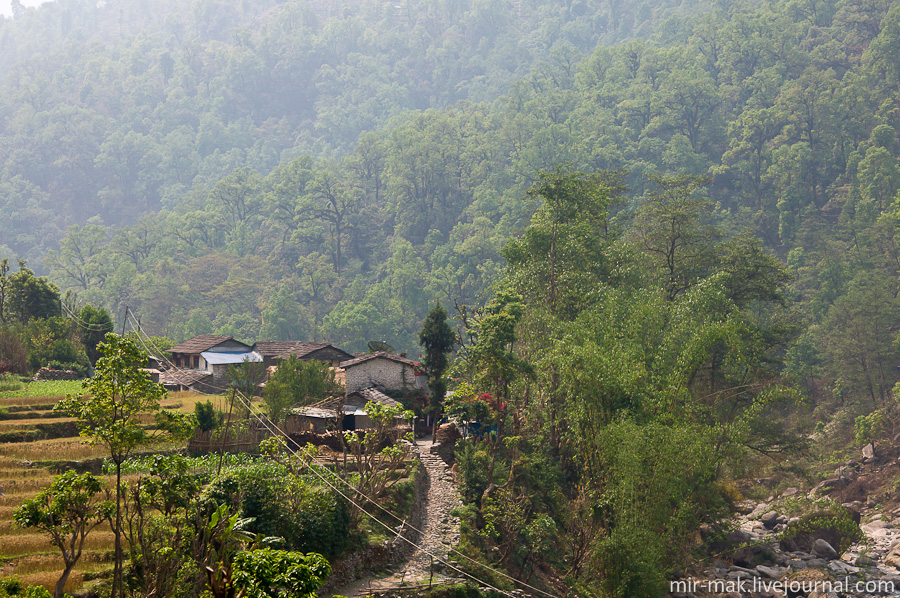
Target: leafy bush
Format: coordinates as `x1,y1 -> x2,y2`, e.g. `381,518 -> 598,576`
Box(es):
0,579 -> 52,598
28,338 -> 89,375
589,420 -> 729,598
779,508 -> 863,555
455,439 -> 490,504
204,463 -> 353,558
195,400 -> 221,432
855,411 -> 883,446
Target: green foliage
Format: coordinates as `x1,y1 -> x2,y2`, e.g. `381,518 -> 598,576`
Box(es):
55,334 -> 193,462
0,580 -> 53,598
855,411 -> 884,446
262,355 -> 340,425
54,333 -> 193,598
75,305 -> 114,365
418,302 -> 455,413
231,549 -> 330,598
3,261 -> 60,324
590,420 -> 728,597
454,440 -> 491,505
779,508 -> 863,555
0,373 -> 23,392
195,400 -> 221,433
203,462 -> 352,558
14,471 -> 114,598
227,357 -> 268,398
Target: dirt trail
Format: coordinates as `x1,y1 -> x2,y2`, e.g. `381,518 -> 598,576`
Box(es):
338,438 -> 462,597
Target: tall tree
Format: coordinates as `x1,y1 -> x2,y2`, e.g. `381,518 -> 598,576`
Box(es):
55,334 -> 193,598
629,175 -> 719,301
418,302 -> 455,414
6,261 -> 61,323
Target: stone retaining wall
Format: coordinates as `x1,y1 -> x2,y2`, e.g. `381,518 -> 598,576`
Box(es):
318,457 -> 428,595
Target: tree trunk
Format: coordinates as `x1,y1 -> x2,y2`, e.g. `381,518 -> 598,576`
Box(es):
114,461 -> 123,598
55,561 -> 75,598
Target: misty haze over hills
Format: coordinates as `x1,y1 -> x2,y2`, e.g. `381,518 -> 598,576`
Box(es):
0,0 -> 51,18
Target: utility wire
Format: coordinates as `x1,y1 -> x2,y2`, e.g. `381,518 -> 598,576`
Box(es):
59,302 -> 116,332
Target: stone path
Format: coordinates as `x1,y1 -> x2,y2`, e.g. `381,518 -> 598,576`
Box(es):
339,438 -> 463,597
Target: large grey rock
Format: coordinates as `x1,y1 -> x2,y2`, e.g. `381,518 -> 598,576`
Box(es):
812,539 -> 838,560
749,503 -> 769,519
761,510 -> 779,529
756,564 -> 786,579
884,543 -> 900,568
808,477 -> 850,498
827,560 -> 859,575
863,442 -> 876,461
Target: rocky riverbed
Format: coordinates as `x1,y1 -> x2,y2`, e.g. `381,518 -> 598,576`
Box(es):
671,448 -> 900,598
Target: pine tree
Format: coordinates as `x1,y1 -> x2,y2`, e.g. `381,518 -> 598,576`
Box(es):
418,302 -> 455,414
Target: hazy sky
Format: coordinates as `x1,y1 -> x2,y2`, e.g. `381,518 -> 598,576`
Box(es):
0,1 -> 53,18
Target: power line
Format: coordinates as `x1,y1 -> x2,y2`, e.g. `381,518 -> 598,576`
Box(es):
123,314 -> 557,598
59,302 -> 116,332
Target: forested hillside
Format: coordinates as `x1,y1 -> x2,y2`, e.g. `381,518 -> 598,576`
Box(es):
0,0 -> 898,372
0,0 -> 707,261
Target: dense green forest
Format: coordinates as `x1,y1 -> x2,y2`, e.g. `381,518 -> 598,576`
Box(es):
0,0 -> 896,389
0,0 -> 894,360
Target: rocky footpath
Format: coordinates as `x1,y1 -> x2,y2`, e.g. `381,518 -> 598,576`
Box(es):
671,447 -> 900,598
331,438 -> 463,597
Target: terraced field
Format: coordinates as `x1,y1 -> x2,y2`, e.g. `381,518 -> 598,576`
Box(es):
0,381 -> 216,593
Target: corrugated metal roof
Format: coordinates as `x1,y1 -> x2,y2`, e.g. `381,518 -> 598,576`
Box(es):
201,351 -> 263,365
291,407 -> 339,419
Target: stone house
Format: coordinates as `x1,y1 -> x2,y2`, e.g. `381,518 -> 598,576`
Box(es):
337,351 -> 428,394
285,387 -> 406,433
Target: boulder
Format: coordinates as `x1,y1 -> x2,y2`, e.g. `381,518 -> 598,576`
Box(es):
749,503 -> 769,519
762,510 -> 780,529
756,564 -> 786,579
779,508 -> 862,555
808,477 -> 850,498
862,442 -> 876,461
884,544 -> 900,569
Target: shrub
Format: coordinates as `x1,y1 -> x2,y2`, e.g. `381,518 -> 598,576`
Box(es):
455,439 -> 490,504
195,400 -> 220,432
855,411 -> 883,446
779,508 -> 863,555
204,463 -> 353,558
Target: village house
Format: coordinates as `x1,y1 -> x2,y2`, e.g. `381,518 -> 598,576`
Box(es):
255,341 -> 354,368
285,387 -> 406,433
337,351 -> 427,393
161,334 -> 262,392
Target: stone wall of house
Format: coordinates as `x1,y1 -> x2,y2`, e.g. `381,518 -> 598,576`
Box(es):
210,363 -> 231,389
345,359 -> 417,393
